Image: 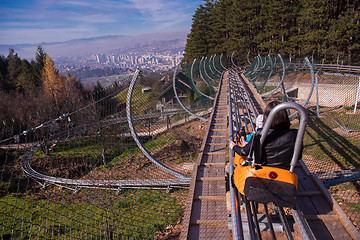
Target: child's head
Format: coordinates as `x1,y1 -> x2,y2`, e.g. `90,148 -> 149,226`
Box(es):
256,114 -> 263,131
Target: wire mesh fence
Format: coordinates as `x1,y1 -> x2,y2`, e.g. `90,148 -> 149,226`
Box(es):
0,65 -> 215,239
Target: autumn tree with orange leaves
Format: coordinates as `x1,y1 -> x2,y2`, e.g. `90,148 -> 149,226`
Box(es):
42,55 -> 82,105
42,55 -> 64,104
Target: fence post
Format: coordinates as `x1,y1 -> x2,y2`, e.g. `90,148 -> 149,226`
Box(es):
316,72 -> 319,116
354,77 -> 360,114
166,115 -> 169,130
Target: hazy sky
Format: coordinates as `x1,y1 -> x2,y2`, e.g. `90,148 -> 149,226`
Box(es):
0,0 -> 203,45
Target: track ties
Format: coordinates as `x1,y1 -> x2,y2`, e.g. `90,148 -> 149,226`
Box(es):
200,163 -> 226,167
190,220 -> 228,226
203,151 -> 227,156
208,135 -> 227,139
194,196 -> 227,201
196,177 -> 225,182
212,123 -> 227,126
206,142 -> 227,145
211,129 -> 227,132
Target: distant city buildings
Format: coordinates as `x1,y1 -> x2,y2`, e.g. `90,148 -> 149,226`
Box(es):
92,52 -> 183,70
57,52 -> 183,74
56,40 -> 185,74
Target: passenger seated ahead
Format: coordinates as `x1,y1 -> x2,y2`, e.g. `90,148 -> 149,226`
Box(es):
230,101 -> 300,170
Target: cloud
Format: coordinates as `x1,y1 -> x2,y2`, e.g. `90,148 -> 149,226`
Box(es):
129,0 -> 186,19
128,0 -> 163,12
127,0 -> 199,31
69,14 -> 117,24
0,0 -> 202,44
60,0 -> 135,15
0,26 -> 96,44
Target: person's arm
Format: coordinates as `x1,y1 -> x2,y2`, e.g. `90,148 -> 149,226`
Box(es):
231,136 -> 253,156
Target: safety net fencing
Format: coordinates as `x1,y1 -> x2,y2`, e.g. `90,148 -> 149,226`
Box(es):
0,61 -> 215,239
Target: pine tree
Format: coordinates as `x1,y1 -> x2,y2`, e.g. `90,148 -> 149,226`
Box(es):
326,0 -> 360,63
257,0 -> 299,54
203,0 -> 223,55
0,55 -> 8,91
183,4 -> 212,62
184,0 -> 359,64
17,59 -> 38,95
291,0 -> 331,59
223,0 -> 261,63
6,49 -> 22,91
34,46 -> 46,80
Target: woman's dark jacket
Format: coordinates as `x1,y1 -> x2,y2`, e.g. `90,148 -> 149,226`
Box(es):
233,129 -> 300,170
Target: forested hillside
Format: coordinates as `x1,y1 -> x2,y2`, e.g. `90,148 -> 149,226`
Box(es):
183,0 -> 360,64
0,47 -> 84,122
0,47 -> 166,133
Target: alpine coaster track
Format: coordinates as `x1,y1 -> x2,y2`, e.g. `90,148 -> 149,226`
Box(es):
181,68 -> 360,239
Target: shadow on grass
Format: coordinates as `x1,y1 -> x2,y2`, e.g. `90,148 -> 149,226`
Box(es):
305,115 -> 360,204
305,115 -> 360,170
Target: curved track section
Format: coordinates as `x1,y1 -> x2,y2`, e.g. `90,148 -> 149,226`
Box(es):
127,69 -> 191,180
21,144 -> 190,190
203,57 -> 218,84
208,55 -> 220,82
261,54 -> 286,98
213,54 -> 223,75
246,54 -> 317,115
231,52 -> 238,68
20,70 -> 192,191
173,64 -> 210,122
199,57 -> 217,90
254,54 -> 273,89
219,53 -> 227,71
190,59 -> 215,100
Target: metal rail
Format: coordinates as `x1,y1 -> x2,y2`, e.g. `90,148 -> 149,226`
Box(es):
219,53 -> 227,71
228,70 -> 244,240
199,57 -> 217,90
231,52 -> 238,68
213,54 -> 223,74
208,55 -> 220,82
262,54 -> 286,98
190,59 -> 215,100
203,57 -> 218,84
21,144 -> 190,190
173,63 -> 210,122
127,69 -> 191,180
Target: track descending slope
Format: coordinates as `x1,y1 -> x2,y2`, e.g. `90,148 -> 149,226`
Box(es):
181,68 -> 360,239
181,72 -> 230,239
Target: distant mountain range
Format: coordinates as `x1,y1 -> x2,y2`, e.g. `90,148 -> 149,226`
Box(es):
0,30 -> 188,59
